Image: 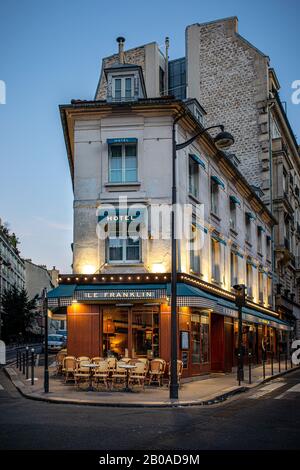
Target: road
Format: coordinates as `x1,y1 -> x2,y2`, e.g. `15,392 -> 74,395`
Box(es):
0,368 -> 299,450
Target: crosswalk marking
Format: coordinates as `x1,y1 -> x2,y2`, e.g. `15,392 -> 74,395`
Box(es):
249,382 -> 285,399
275,383 -> 300,400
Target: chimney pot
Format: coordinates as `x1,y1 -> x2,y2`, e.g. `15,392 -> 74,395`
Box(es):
116,36 -> 125,63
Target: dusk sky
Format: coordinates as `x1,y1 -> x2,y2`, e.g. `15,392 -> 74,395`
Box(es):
0,0 -> 299,273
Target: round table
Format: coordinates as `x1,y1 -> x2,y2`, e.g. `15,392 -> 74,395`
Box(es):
80,362 -> 99,391
118,363 -> 137,392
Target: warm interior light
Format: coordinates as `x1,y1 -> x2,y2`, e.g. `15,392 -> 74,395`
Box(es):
82,264 -> 96,275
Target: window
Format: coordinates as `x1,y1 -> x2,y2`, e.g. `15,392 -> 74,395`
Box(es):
109,143 -> 137,183
211,238 -> 221,282
267,277 -> 273,306
230,251 -> 238,287
112,76 -> 134,100
258,270 -> 264,303
191,313 -> 209,364
189,156 -> 199,199
245,214 -> 252,243
266,236 -> 271,261
246,262 -> 253,298
132,308 -> 159,358
257,228 -> 262,254
190,224 -> 201,275
168,58 -> 186,100
211,181 -> 219,215
229,199 -> 237,230
159,67 -> 165,96
107,218 -> 140,263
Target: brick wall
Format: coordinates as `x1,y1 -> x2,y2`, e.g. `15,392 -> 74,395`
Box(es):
186,18 -> 271,204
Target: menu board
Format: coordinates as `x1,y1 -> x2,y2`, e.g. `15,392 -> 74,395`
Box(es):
180,331 -> 190,350
182,351 -> 189,369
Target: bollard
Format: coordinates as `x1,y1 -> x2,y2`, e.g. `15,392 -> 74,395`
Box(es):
263,359 -> 266,380
248,352 -> 252,384
271,352 -> 274,376
31,348 -> 35,386
25,347 -> 29,380
285,352 -> 288,371
290,356 -> 293,369
278,352 -> 281,373
22,352 -> 25,375
19,349 -> 22,371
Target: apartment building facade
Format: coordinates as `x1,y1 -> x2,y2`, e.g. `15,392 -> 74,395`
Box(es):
184,17 -> 300,337
48,37 -> 290,377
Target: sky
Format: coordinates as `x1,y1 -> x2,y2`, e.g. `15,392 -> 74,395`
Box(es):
0,0 -> 299,273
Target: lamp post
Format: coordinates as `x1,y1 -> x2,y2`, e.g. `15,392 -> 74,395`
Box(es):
233,284 -> 246,385
169,117 -> 235,399
42,288 -> 49,393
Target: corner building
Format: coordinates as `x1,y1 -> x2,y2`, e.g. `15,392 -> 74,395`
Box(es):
48,37 -> 290,378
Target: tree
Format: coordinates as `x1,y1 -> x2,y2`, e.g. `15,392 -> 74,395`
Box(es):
1,286 -> 38,343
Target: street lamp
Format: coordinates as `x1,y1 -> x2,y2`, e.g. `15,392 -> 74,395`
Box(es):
233,284 -> 246,385
42,288 -> 49,393
170,118 -> 235,400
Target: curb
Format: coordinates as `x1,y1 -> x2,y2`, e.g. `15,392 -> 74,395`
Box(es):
4,366 -> 299,409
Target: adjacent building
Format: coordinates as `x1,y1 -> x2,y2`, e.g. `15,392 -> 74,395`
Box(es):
0,218 -> 25,295
48,35 -> 291,378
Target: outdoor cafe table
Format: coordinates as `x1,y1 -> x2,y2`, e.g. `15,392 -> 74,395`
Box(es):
118,363 -> 137,392
81,362 -> 99,391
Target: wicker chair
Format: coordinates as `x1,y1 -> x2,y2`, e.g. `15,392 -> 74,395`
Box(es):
62,356 -> 77,383
107,357 -> 117,372
55,351 -> 67,375
74,358 -> 91,389
168,360 -> 184,387
120,357 -> 132,363
91,357 -> 104,364
129,361 -> 147,390
92,361 -> 109,389
148,358 -> 166,386
111,361 -> 127,387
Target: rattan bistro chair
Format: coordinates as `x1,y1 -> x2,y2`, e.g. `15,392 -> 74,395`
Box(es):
91,357 -> 104,364
128,361 -> 147,390
107,357 -> 117,372
55,350 -> 67,375
74,358 -> 91,389
62,356 -> 77,383
148,358 -> 166,386
92,361 -> 109,389
111,361 -> 127,387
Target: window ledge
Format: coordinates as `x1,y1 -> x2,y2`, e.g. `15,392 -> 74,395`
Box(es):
230,227 -> 238,237
210,211 -> 221,223
105,181 -> 141,188
188,193 -> 201,204
245,240 -> 252,248
105,262 -> 144,267
105,183 -> 141,192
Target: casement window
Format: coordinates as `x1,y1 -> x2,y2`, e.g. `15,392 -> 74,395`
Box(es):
211,238 -> 221,282
189,224 -> 201,275
211,180 -> 219,215
245,213 -> 252,243
108,143 -> 137,183
189,156 -> 199,199
258,270 -> 264,303
246,262 -> 253,298
267,277 -> 273,306
112,76 -> 134,100
107,227 -> 140,263
266,236 -> 271,261
230,251 -> 238,287
257,227 -> 262,254
229,199 -> 237,230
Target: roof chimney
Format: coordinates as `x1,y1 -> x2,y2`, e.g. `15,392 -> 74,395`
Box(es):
116,36 -> 125,64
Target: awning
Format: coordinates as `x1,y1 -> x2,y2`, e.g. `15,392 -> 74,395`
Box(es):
47,283 -> 167,308
229,195 -> 241,205
189,153 -> 206,169
47,281 -> 290,331
211,175 -> 225,189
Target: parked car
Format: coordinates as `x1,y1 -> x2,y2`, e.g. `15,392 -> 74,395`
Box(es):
44,334 -> 66,353
56,329 -> 67,340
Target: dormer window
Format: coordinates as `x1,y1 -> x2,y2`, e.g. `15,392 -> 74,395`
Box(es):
113,76 -> 134,100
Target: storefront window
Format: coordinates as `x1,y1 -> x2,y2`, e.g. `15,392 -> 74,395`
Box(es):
191,312 -> 209,364
132,309 -> 159,358
103,309 -> 128,358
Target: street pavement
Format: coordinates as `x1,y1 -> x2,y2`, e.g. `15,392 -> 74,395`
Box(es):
0,367 -> 299,450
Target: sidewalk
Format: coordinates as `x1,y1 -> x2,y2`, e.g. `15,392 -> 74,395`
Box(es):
5,358 -> 299,408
